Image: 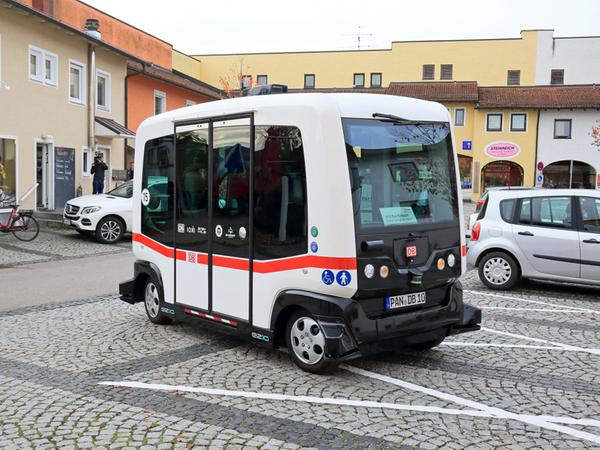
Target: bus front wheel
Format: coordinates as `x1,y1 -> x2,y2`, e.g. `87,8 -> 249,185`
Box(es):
285,311 -> 335,374
144,278 -> 172,325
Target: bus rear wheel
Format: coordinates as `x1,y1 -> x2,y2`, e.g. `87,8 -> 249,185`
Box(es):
144,278 -> 172,325
285,311 -> 334,374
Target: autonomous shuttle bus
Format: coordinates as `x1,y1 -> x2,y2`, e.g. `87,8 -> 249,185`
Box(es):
119,92 -> 481,373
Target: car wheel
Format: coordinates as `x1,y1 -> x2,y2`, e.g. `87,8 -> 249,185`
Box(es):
285,311 -> 335,374
95,216 -> 124,244
409,337 -> 445,351
144,278 -> 172,325
478,251 -> 520,290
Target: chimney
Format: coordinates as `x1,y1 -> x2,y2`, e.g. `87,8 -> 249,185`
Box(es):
84,18 -> 101,40
32,0 -> 54,16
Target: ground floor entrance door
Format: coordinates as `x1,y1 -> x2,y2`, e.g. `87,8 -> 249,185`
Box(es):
36,143 -> 50,209
174,115 -> 253,324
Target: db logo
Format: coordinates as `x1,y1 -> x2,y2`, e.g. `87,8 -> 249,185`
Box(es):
405,245 -> 418,258
188,252 -> 196,263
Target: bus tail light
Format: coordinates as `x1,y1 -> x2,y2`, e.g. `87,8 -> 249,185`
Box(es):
471,222 -> 481,242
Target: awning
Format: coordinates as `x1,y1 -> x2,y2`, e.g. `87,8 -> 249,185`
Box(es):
95,117 -> 135,139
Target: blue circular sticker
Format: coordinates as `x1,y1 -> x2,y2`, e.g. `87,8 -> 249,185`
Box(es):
336,270 -> 352,286
310,242 -> 319,253
321,270 -> 334,285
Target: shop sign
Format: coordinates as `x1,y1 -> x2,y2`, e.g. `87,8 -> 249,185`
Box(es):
485,142 -> 520,159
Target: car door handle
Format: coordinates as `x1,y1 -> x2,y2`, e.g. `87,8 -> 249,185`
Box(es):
583,239 -> 600,244
518,231 -> 534,236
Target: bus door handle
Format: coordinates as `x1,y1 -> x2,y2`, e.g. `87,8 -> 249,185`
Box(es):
583,238 -> 600,244
518,231 -> 534,237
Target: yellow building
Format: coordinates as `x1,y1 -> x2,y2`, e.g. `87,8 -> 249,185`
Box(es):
182,30 -> 540,89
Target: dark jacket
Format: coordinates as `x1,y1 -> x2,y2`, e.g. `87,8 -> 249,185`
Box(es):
91,161 -> 108,182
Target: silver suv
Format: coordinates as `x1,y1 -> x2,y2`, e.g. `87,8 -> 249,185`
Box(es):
467,189 -> 600,289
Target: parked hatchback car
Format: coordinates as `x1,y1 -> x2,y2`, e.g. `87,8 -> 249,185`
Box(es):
466,187 -> 534,238
467,189 -> 600,289
63,181 -> 133,244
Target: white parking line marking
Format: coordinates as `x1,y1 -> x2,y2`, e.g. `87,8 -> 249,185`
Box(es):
98,380 -> 600,431
441,342 -> 574,351
481,327 -> 600,356
342,365 -> 600,444
465,290 -> 599,314
481,307 -> 592,313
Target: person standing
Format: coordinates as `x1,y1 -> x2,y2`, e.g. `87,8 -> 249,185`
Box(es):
91,154 -> 108,194
127,161 -> 134,180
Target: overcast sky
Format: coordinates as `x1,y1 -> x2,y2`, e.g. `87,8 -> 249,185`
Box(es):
82,0 -> 600,55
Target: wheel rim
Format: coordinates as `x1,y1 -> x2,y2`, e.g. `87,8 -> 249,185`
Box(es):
145,282 -> 160,318
290,317 -> 325,365
100,220 -> 121,242
483,257 -> 512,285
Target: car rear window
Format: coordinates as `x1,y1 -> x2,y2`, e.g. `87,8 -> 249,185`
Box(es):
476,196 -> 489,219
499,199 -> 516,223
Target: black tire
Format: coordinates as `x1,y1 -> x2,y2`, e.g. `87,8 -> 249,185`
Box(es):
478,251 -> 520,290
11,215 -> 40,242
285,310 -> 335,374
410,337 -> 445,351
95,216 -> 124,244
143,277 -> 172,325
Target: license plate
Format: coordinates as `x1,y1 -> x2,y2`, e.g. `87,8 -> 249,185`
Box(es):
63,218 -> 71,225
386,292 -> 426,310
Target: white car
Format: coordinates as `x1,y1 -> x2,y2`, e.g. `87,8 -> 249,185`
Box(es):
467,189 -> 600,289
63,181 -> 133,244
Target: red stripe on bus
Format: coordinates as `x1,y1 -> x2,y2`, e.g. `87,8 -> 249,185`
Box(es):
133,233 -> 356,273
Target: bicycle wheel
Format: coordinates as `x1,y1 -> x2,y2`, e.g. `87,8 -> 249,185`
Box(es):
11,215 -> 40,242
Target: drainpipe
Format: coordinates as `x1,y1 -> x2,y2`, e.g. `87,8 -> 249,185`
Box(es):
124,67 -> 144,169
88,43 -> 96,152
533,109 -> 540,186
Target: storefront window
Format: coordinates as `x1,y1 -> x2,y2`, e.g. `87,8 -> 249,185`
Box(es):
0,138 -> 17,204
543,160 -> 596,189
481,161 -> 523,192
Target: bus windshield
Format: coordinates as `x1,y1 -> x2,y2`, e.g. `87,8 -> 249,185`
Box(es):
343,118 -> 458,230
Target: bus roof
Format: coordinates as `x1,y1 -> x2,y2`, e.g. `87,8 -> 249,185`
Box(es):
139,93 -> 450,131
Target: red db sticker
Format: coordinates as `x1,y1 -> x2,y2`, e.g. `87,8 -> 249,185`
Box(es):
406,245 -> 418,258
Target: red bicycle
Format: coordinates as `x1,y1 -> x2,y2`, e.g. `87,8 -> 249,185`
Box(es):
0,200 -> 39,242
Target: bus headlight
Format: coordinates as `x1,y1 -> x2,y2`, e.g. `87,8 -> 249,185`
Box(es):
364,264 -> 375,279
437,258 -> 446,271
379,265 -> 389,279
447,254 -> 456,268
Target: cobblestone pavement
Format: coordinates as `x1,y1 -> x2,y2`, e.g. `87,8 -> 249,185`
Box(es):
0,228 -> 130,267
0,271 -> 598,449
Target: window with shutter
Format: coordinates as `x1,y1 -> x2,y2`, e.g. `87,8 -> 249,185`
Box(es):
422,64 -> 435,80
507,70 -> 520,86
551,69 -> 564,85
440,64 -> 453,80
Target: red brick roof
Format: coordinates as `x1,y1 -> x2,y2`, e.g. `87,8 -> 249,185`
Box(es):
387,82 -> 479,102
478,85 -> 600,108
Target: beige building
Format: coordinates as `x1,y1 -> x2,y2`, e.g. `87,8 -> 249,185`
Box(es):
0,0 -> 137,210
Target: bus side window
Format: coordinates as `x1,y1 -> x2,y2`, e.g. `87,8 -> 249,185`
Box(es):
141,135 -> 175,245
254,126 -> 307,260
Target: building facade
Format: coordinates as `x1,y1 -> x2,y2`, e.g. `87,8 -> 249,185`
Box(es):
0,0 -> 133,210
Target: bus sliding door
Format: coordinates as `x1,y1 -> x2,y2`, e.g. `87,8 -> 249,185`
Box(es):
211,119 -> 252,321
174,117 -> 252,324
174,123 -> 210,311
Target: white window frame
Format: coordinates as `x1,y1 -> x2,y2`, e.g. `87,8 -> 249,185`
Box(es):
69,59 -> 86,106
185,99 -> 196,107
29,45 -> 57,87
96,69 -> 111,112
29,46 -> 43,83
454,108 -> 466,127
82,147 -> 91,177
154,90 -> 166,115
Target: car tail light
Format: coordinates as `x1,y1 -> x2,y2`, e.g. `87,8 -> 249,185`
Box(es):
471,222 -> 481,241
475,198 -> 485,211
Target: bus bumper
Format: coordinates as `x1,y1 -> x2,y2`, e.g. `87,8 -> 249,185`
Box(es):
312,282 -> 481,360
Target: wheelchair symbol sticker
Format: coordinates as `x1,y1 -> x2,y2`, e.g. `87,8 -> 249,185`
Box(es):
336,270 -> 352,286
321,270 -> 334,285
